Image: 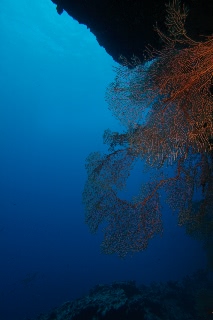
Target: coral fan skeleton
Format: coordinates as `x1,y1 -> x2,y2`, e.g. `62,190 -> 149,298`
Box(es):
83,0 -> 213,259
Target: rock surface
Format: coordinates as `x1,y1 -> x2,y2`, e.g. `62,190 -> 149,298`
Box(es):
32,271 -> 213,320
51,0 -> 213,63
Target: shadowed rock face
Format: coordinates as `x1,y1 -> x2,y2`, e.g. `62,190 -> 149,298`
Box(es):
31,272 -> 213,320
51,0 -> 213,63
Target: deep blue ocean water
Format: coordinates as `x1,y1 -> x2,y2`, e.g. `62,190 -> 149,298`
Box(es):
0,1 -> 207,319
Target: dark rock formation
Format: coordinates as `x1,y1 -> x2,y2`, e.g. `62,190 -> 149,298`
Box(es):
51,0 -> 213,63
31,271 -> 213,320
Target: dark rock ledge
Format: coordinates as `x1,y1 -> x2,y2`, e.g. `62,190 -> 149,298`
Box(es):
31,271 -> 213,320
51,0 -> 213,63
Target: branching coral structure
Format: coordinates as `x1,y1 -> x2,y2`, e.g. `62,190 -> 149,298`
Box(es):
83,0 -> 213,258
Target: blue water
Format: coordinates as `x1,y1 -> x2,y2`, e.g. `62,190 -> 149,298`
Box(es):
0,1 -> 206,319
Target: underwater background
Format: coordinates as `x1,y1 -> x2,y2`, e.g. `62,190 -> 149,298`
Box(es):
0,1 -> 208,319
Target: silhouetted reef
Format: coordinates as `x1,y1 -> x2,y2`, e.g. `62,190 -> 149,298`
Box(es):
50,0 -> 213,63
31,270 -> 213,320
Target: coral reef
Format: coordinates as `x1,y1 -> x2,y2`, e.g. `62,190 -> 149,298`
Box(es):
83,0 -> 213,261
31,270 -> 213,320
